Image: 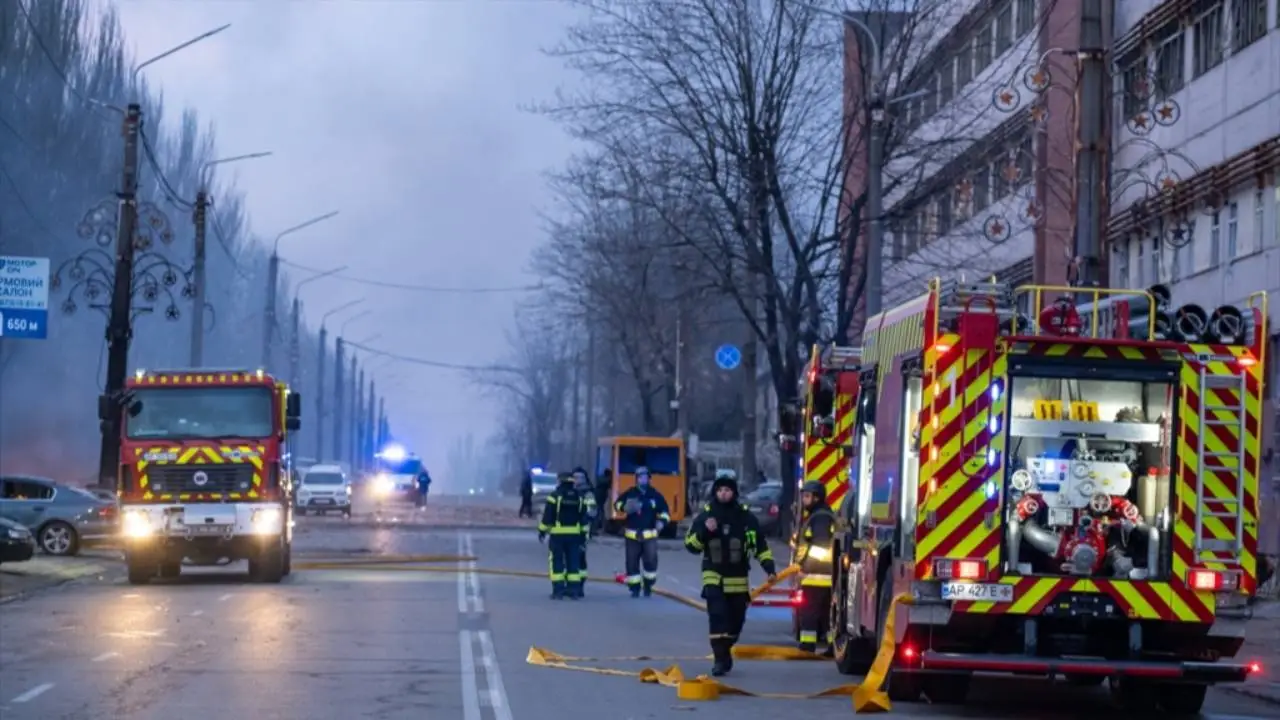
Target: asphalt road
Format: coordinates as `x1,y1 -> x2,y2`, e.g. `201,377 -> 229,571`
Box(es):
0,521 -> 1277,719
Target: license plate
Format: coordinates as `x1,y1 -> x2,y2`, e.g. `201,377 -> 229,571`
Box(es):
313,498 -> 333,504
941,582 -> 1014,602
185,524 -> 232,536
1048,507 -> 1074,526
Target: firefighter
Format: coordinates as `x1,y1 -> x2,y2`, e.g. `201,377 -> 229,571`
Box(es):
538,472 -> 589,600
573,467 -> 598,595
685,474 -> 777,676
613,466 -> 670,597
794,480 -> 837,655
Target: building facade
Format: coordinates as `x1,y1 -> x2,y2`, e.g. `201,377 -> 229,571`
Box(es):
1106,0 -> 1280,555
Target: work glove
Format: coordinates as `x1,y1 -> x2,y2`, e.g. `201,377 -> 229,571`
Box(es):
538,531 -> 547,543
762,560 -> 778,579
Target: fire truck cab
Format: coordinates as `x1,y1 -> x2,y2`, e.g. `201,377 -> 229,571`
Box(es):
827,280 -> 1266,711
108,368 -> 300,585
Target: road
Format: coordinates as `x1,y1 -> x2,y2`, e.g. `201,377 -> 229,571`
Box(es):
0,519 -> 1277,719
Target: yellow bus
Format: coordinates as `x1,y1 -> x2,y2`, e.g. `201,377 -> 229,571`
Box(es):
597,436 -> 686,538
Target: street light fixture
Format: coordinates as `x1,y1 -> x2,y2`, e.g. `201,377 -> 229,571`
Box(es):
262,210 -> 340,368
287,266 -> 348,386
339,310 -> 371,337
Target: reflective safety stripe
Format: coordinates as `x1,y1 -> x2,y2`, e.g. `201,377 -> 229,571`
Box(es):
641,571 -> 658,581
799,575 -> 832,587
685,534 -> 704,551
799,631 -> 818,643
757,549 -> 775,562
657,512 -> 670,522
722,577 -> 750,594
702,570 -> 722,584
625,529 -> 659,540
549,526 -> 583,535
626,574 -> 642,586
565,572 -> 585,581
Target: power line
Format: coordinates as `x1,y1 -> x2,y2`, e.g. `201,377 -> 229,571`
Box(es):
16,0 -> 100,112
208,209 -> 252,281
139,127 -> 194,211
280,259 -> 542,294
341,340 -> 516,373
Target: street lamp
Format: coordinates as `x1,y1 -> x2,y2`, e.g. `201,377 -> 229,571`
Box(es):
190,151 -> 272,366
288,265 -> 347,386
339,310 -> 371,338
262,210 -> 340,368
315,298 -> 364,460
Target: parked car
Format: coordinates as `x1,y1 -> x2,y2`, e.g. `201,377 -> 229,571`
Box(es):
744,482 -> 784,536
296,464 -> 353,517
0,475 -> 117,556
0,516 -> 35,564
530,470 -> 558,502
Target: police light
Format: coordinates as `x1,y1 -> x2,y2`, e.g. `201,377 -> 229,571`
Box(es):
380,444 -> 407,462
530,466 -> 545,474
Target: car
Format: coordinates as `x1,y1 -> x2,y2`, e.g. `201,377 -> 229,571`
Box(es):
296,464 -> 353,517
530,471 -> 558,502
744,482 -> 784,536
0,475 -> 117,556
0,516 -> 36,564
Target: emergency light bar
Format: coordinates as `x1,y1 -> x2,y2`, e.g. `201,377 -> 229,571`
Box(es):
378,444 -> 407,462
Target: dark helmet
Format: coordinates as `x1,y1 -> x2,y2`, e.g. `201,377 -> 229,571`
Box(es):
711,474 -> 738,502
801,480 -> 826,502
557,472 -> 576,485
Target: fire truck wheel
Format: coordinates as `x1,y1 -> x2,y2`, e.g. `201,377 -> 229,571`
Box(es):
1155,683 -> 1206,713
282,542 -> 293,576
1109,677 -> 1159,711
158,561 -> 182,579
830,567 -> 871,675
249,536 -> 286,583
125,556 -> 154,585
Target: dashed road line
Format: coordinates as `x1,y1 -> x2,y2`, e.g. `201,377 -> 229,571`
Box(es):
92,651 -> 120,662
190,610 -> 204,617
11,683 -> 53,703
459,630 -> 482,720
476,630 -> 513,720
217,593 -> 233,602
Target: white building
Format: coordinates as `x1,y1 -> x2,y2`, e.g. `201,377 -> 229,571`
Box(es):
1106,0 -> 1280,554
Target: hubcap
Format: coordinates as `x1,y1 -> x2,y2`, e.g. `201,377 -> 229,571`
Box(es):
42,525 -> 72,554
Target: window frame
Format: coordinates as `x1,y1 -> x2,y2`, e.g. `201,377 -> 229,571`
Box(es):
1192,1 -> 1225,78
994,2 -> 1014,55
1230,0 -> 1267,52
1226,201 -> 1239,258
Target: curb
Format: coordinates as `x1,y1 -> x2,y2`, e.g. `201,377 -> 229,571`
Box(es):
1224,684 -> 1280,706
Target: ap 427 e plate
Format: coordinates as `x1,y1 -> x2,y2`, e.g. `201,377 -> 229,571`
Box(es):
941,582 -> 1015,602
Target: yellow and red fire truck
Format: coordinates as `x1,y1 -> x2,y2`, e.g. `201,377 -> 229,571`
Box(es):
827,280 -> 1266,711
108,368 -> 301,585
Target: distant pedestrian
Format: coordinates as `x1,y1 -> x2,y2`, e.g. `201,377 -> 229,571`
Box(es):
518,471 -> 534,518
416,468 -> 431,509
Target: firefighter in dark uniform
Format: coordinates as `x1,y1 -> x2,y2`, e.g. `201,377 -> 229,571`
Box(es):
613,466 -> 670,597
538,472 -> 589,599
572,467 -> 597,596
685,474 -> 776,676
794,480 -> 838,655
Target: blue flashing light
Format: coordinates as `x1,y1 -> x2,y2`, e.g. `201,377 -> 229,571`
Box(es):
987,448 -> 998,466
530,466 -> 545,475
983,480 -> 998,499
380,443 -> 407,462
989,415 -> 1000,433
989,382 -> 1002,402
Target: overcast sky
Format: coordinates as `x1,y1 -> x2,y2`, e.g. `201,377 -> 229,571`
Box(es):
107,0 -> 580,483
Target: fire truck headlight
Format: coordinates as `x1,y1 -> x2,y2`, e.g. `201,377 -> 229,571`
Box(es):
251,507 -> 283,534
121,510 -> 153,538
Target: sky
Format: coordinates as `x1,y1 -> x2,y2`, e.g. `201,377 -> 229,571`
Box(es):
105,0 -> 581,484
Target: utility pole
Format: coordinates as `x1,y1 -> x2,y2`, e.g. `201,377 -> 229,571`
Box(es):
348,353 -> 357,468
674,314 -> 687,442
98,103 -> 142,488
865,97 -> 886,317
333,337 -> 345,465
189,190 -> 208,367
740,159 -> 761,489
316,326 -> 327,460
377,396 -> 387,448
1074,0 -> 1106,287
289,297 -> 301,388
366,378 -> 376,467
570,349 -> 581,464
353,367 -> 364,470
262,252 -> 279,370
583,327 -> 596,464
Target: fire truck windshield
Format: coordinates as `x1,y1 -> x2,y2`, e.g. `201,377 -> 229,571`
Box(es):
125,386 -> 275,440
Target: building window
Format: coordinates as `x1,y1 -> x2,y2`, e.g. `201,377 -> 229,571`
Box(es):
939,61 -> 955,107
1154,23 -> 1186,96
955,42 -> 973,89
972,166 -> 990,211
973,22 -> 993,74
1136,240 -> 1146,285
1193,1 -> 1225,77
1227,201 -> 1239,257
1116,243 -> 1130,286
1210,210 -> 1221,266
922,75 -> 938,118
1255,188 -> 1265,253
1231,0 -> 1267,52
1150,236 -> 1162,282
1172,235 -> 1183,281
1120,49 -> 1150,119
1016,134 -> 1034,183
1016,0 -> 1036,36
937,190 -> 954,236
995,2 -> 1014,55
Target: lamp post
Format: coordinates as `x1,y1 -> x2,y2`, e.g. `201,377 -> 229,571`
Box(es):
262,210 -> 340,369
289,265 -> 347,387
316,299 -> 364,460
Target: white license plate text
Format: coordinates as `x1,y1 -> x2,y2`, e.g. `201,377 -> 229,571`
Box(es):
941,582 -> 1015,602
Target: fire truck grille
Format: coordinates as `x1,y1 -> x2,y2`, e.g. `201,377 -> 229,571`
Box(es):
147,464 -> 255,494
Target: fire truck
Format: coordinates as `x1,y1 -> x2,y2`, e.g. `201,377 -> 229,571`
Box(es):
757,345 -> 861,617
107,368 -> 300,585
826,280 -> 1266,711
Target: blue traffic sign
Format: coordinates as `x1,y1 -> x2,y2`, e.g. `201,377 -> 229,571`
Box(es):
0,256 -> 50,340
714,344 -> 741,371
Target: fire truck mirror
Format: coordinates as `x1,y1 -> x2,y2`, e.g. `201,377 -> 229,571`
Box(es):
126,400 -> 143,418
286,391 -> 302,420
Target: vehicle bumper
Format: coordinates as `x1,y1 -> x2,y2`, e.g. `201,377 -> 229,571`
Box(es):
915,651 -> 1256,684
0,540 -> 36,563
118,502 -> 286,541
296,496 -> 351,510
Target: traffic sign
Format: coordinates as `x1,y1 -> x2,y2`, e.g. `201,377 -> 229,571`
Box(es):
0,256 -> 50,340
714,344 -> 741,371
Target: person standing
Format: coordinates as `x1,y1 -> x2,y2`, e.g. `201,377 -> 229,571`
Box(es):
794,480 -> 837,655
684,474 -> 776,676
538,472 -> 589,599
415,468 -> 432,509
613,466 -> 669,597
518,471 -> 534,518
572,467 -> 597,595
593,468 -> 613,533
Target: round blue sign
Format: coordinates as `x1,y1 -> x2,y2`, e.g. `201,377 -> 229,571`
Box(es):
715,344 -> 741,371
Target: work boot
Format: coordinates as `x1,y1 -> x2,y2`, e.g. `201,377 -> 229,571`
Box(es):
799,642 -> 816,653
630,586 -> 641,598
820,646 -> 834,658
642,581 -> 653,597
710,640 -> 733,676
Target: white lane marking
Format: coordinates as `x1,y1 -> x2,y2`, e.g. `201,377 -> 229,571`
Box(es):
459,630 -> 481,720
477,630 -> 513,720
456,533 -> 468,613
92,651 -> 120,662
218,593 -> 233,602
190,610 -> 204,617
457,532 -> 482,613
11,683 -> 54,703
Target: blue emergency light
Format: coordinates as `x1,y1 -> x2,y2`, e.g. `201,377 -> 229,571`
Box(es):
379,443 -> 407,462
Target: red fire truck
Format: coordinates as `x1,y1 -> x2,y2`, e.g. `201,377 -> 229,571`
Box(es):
107,368 -> 300,585
827,280 -> 1266,711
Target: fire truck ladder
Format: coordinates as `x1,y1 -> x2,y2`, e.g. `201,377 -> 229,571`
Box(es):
935,279 -> 1015,324
821,345 -> 862,370
1193,366 -> 1248,555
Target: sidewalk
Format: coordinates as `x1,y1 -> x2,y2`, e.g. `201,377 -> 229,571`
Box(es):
1228,599 -> 1280,705
0,551 -> 118,603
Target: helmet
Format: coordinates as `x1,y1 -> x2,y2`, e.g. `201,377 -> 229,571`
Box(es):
557,472 -> 575,485
635,466 -> 650,477
801,480 -> 826,502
